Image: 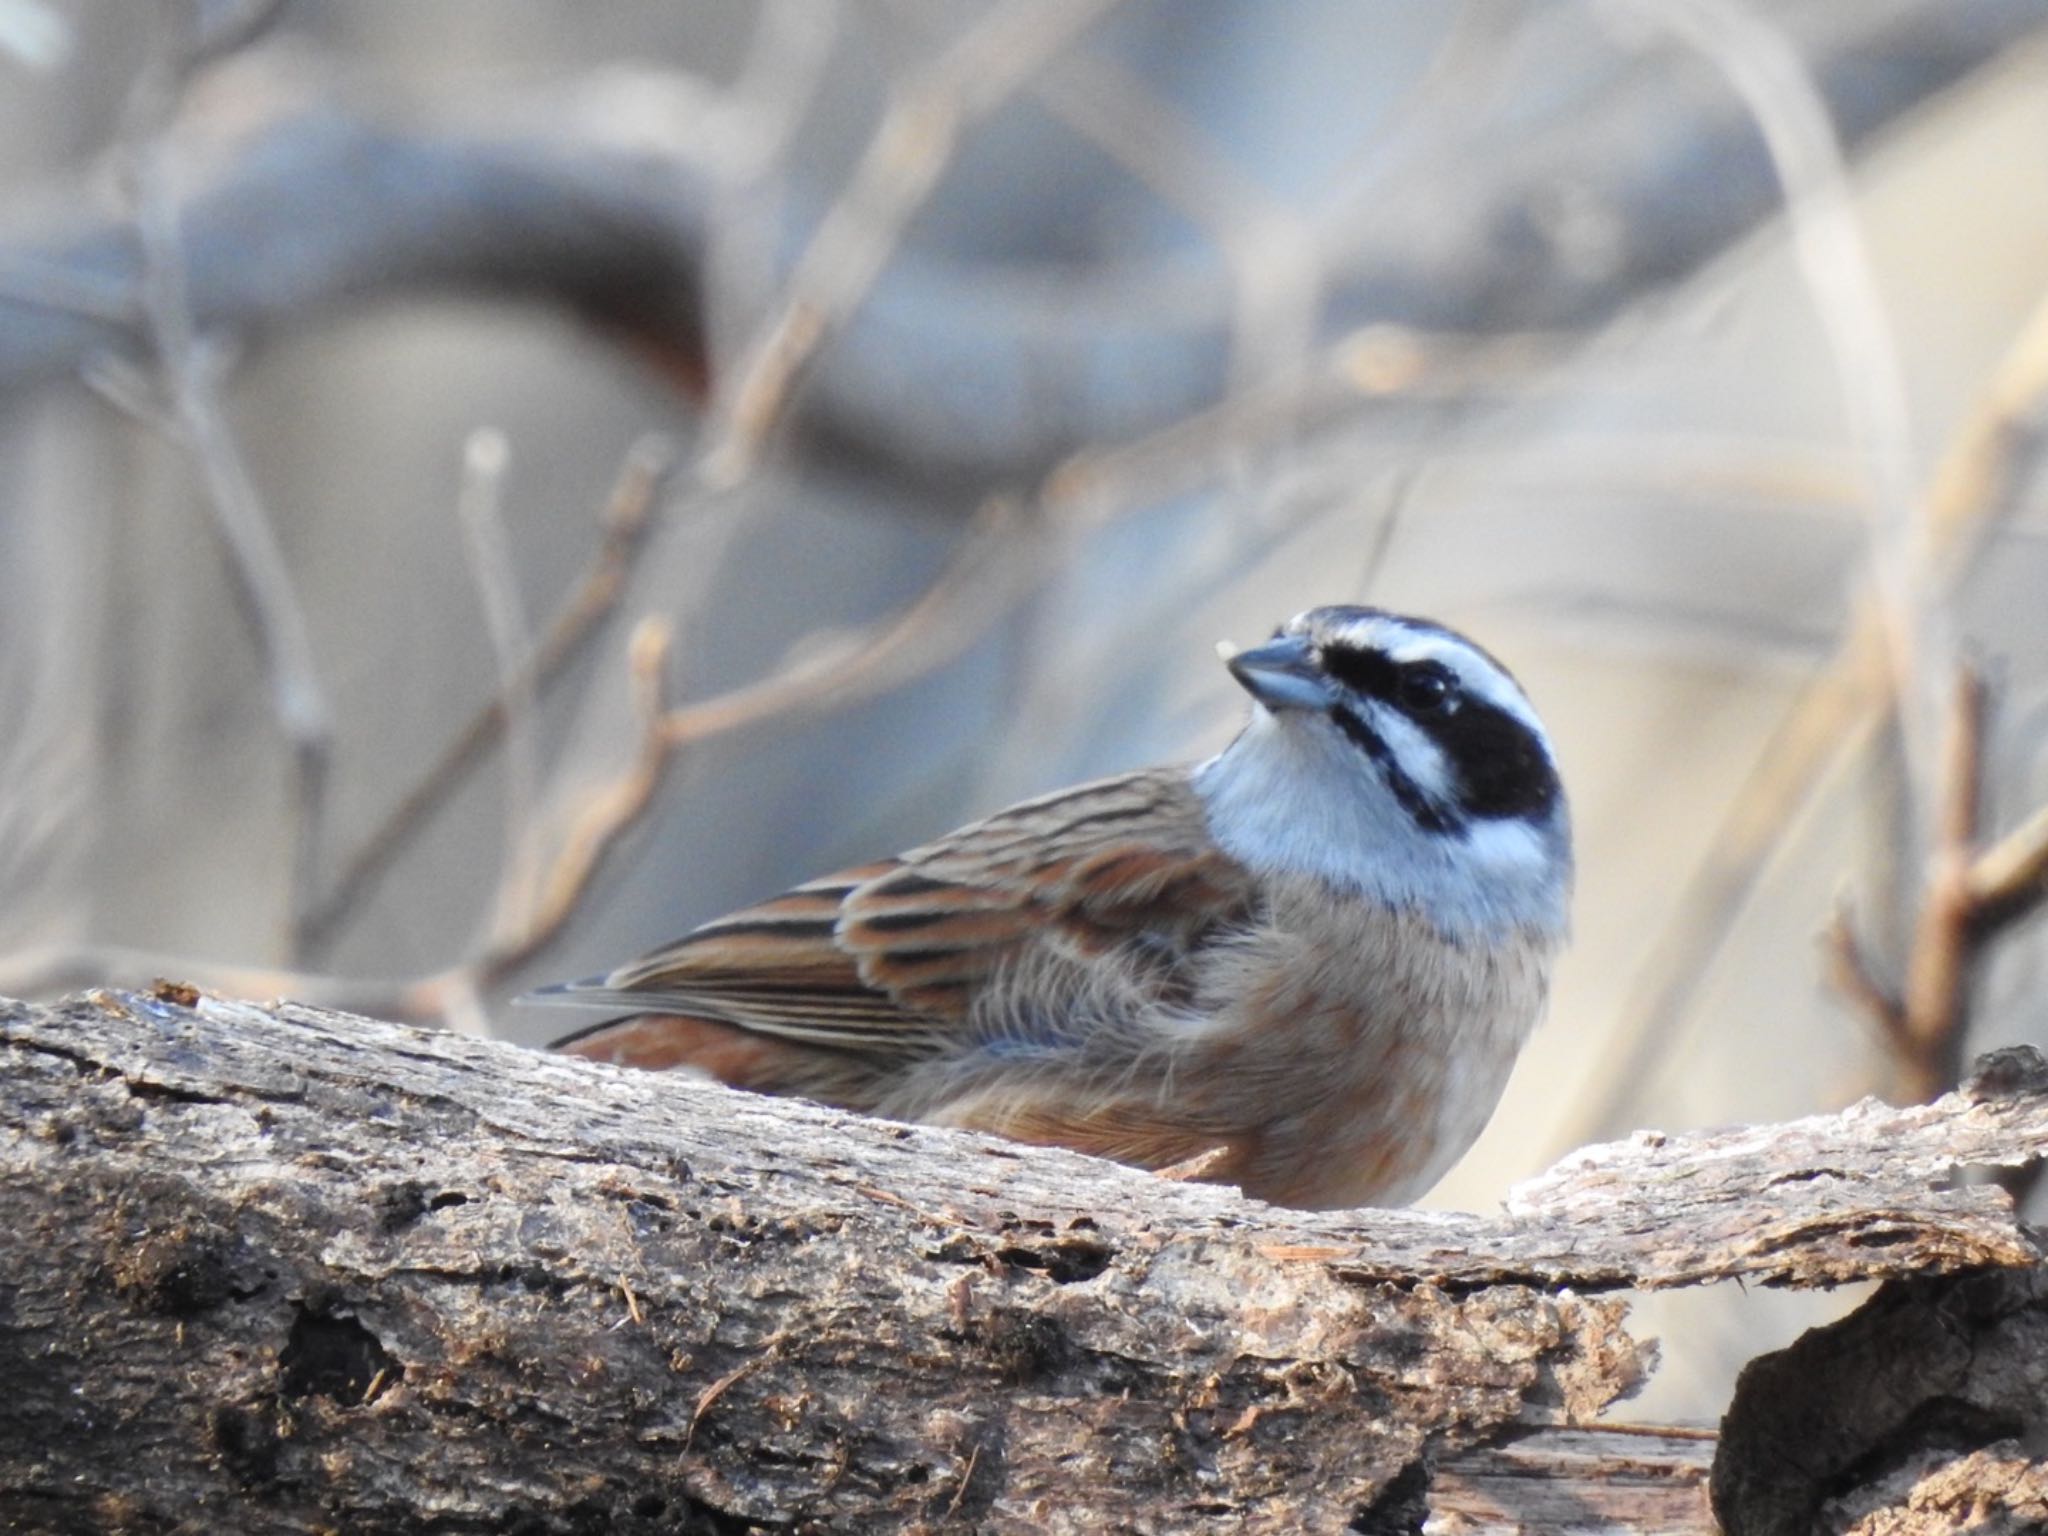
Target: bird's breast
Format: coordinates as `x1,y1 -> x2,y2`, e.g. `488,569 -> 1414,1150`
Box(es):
1190,880 -> 1558,1208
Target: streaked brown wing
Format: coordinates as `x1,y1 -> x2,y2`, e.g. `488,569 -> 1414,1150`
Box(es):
549,768 -> 1254,1058
559,860 -> 927,1051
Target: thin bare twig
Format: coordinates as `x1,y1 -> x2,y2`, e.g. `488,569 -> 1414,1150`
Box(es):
685,1361 -> 760,1454
0,614 -> 676,1020
1559,0 -> 1953,1145
990,37 -> 1322,395
1892,668 -> 1989,1098
1822,663 -> 2048,1111
652,496 -> 1035,748
1969,804 -> 2048,938
450,429 -> 541,943
466,616 -> 675,987
1921,289 -> 2048,571
415,496 -> 1036,1003
0,617 -> 678,1019
1618,0 -> 1939,790
699,0 -> 842,185
298,437 -> 676,960
1041,322 -> 1571,520
700,0 -> 1124,487
1822,904 -> 1906,1047
944,1443 -> 983,1520
123,115 -> 335,957
0,497 -> 1040,1019
1324,0 -> 1526,232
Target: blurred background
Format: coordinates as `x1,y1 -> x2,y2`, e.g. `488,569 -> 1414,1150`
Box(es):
4,0 -> 2048,1423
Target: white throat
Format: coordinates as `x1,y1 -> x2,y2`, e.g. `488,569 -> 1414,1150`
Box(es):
1192,708 -> 1570,942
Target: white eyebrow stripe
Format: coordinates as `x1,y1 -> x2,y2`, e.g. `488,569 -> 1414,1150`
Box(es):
1305,609 -> 1551,744
1381,633 -> 1544,737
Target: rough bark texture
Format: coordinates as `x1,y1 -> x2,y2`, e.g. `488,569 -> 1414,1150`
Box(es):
1830,1448 -> 2048,1536
2,991 -> 2046,1533
1715,1265 -> 2048,1536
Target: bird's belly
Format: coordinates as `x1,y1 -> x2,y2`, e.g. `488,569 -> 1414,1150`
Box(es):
1284,1025 -> 1524,1208
1198,912 -> 1551,1210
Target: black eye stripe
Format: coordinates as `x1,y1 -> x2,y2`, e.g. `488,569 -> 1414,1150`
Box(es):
1320,644 -> 1463,717
1325,663 -> 1559,826
1318,642 -> 1397,696
1290,608 -> 1562,829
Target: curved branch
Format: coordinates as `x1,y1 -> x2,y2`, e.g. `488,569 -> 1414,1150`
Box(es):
0,105 -> 711,395
1,2 -> 2041,478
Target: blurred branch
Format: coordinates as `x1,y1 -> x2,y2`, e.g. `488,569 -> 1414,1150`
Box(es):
1622,0 -> 1940,787
649,496 -> 1036,747
1826,668 -> 1986,1102
297,437 -> 675,961
1042,322 -> 1571,520
0,498 -> 1040,1019
448,428 -> 540,948
1970,803 -> 2048,935
1827,667 -> 2048,1110
455,615 -> 677,1001
701,0 -> 1123,487
402,495 -> 1036,1016
0,105 -> 712,396
808,0 -> 2048,475
118,23 -> 335,955
1561,283 -> 2048,1150
0,608 -> 684,1018
0,1 -> 2040,482
1900,668 -> 1990,1074
992,37 -> 1322,393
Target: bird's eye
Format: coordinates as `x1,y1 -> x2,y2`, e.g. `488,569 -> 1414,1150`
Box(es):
1397,661 -> 1457,715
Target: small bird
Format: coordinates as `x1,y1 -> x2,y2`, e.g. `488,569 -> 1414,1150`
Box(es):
540,605 -> 1571,1210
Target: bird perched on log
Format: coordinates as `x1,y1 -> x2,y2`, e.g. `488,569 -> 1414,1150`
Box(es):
539,605 -> 1571,1210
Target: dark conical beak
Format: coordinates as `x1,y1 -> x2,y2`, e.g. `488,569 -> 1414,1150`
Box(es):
1225,635 -> 1333,712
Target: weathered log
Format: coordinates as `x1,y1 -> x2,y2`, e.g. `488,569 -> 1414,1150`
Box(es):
2,991 -> 2045,1533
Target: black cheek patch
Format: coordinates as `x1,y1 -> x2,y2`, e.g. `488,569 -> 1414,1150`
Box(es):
1430,701 -> 1560,821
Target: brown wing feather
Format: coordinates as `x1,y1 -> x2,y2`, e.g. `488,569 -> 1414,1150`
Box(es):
553,768 -> 1255,1062
931,1083 -> 1251,1178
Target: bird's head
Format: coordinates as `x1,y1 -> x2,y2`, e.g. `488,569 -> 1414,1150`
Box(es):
1198,605 -> 1571,940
